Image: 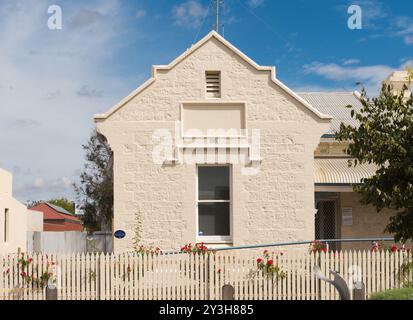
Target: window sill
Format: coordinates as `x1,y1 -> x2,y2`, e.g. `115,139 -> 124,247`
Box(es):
197,238 -> 233,245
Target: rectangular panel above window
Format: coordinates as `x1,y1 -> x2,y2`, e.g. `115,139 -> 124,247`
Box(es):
181,103 -> 246,138
206,71 -> 221,98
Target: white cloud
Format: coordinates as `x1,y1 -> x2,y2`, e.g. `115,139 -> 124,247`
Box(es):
62,177 -> 72,188
0,0 -> 133,201
404,36 -> 413,45
356,0 -> 388,24
135,9 -> 147,19
401,59 -> 413,69
303,61 -> 401,94
15,177 -> 74,201
248,0 -> 265,8
343,59 -> 361,65
393,16 -> 413,46
34,178 -> 45,188
292,84 -> 346,93
77,85 -> 104,98
70,9 -> 104,28
337,1 -> 413,46
172,0 -> 208,29
304,62 -> 393,82
334,0 -> 388,30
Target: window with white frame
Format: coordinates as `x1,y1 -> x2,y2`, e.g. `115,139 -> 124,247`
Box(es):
197,166 -> 231,241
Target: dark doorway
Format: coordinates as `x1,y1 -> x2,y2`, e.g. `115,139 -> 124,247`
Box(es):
315,200 -> 337,250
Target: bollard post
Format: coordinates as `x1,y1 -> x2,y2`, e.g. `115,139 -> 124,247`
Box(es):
353,282 -> 366,300
46,287 -> 58,300
222,284 -> 235,300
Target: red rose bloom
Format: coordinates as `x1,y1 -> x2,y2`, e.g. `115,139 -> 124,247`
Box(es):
391,245 -> 397,252
20,272 -> 26,277
267,260 -> 273,266
257,258 -> 263,264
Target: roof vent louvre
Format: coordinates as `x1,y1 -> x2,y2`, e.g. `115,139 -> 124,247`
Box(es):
206,71 -> 221,98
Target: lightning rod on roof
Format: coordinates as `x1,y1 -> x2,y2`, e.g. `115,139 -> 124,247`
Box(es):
211,0 -> 225,36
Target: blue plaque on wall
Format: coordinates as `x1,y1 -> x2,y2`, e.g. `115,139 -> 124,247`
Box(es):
114,230 -> 126,239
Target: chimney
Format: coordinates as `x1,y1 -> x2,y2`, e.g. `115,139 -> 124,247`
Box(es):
383,70 -> 412,98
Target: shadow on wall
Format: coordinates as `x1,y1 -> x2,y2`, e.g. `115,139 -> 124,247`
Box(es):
27,231 -> 113,254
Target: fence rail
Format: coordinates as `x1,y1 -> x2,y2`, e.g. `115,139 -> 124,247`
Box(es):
1,250 -> 412,300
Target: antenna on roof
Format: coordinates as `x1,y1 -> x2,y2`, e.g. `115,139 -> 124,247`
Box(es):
211,0 -> 225,36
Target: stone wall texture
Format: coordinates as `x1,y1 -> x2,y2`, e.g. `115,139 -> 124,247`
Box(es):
97,36 -> 330,252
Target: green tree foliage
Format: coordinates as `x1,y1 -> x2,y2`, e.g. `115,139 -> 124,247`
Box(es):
74,130 -> 113,232
336,82 -> 413,242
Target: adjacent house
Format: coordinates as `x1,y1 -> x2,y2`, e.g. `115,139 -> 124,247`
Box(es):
0,168 -> 28,254
94,31 -> 410,252
303,71 -> 412,250
300,92 -> 390,250
30,202 -> 83,232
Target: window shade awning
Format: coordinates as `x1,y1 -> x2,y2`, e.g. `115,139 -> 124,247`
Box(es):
315,158 -> 378,185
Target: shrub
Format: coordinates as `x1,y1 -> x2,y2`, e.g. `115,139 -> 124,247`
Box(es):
370,287 -> 413,300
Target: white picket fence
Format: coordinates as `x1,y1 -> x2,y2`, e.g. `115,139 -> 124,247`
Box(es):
0,250 -> 412,300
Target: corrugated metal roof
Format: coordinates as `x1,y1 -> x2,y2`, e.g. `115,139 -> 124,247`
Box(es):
46,202 -> 74,216
315,158 -> 378,184
298,92 -> 363,136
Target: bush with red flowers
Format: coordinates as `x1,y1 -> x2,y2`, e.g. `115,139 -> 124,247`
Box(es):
135,245 -> 162,256
309,240 -> 328,254
371,242 -> 411,254
256,250 -> 286,279
14,252 -> 56,289
181,243 -> 209,256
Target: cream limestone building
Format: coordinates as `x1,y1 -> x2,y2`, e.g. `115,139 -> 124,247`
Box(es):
95,31 -> 331,252
95,31 -> 411,252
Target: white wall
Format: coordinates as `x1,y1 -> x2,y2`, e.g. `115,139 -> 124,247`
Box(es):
27,209 -> 43,232
27,231 -> 113,253
0,168 -> 28,254
27,231 -> 86,253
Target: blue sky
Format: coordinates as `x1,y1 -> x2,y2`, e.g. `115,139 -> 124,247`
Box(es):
0,0 -> 412,202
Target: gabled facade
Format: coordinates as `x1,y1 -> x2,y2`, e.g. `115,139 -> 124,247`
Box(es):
95,31 -> 331,252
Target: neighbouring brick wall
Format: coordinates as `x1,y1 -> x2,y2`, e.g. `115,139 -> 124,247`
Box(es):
340,192 -> 395,250
315,140 -> 349,157
97,37 -> 330,252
